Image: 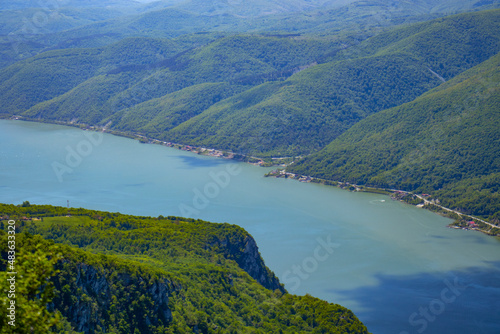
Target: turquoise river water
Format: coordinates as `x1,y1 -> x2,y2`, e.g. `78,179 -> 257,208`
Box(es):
1,120 -> 499,333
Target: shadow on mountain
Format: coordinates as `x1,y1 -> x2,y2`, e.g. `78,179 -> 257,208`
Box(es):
329,262 -> 500,334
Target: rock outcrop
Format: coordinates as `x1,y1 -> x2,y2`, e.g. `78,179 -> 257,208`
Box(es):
50,261 -> 175,333
207,233 -> 285,293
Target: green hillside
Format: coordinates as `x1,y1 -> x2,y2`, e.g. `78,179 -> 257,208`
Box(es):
162,9 -> 500,156
0,203 -> 369,333
3,0 -> 496,70
289,52 -> 500,223
346,8 -> 500,80
3,9 -> 497,159
0,37 -> 182,115
17,35 -> 340,122
0,7 -> 130,36
109,82 -> 248,135
165,53 -> 440,156
0,0 -> 142,10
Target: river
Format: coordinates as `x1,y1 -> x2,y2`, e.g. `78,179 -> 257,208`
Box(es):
1,119 -> 499,334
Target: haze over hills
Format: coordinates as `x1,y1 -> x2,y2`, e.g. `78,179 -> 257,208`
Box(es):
1,0 -> 498,69
2,9 -> 498,155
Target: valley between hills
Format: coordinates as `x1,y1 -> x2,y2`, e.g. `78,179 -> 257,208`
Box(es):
1,1 -> 499,333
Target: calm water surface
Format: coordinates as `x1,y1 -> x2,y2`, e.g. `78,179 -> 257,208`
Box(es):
1,120 -> 499,334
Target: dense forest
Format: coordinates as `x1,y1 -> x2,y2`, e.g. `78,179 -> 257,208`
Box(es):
1,10 -> 499,157
289,52 -> 500,223
1,1 -> 500,332
0,203 -> 369,333
0,6 -> 498,225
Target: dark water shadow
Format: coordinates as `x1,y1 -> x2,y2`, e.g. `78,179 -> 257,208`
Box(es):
427,235 -> 448,239
176,155 -> 237,168
328,262 -> 500,334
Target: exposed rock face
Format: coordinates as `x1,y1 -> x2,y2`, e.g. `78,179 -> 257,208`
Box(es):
148,279 -> 173,324
46,228 -> 284,333
51,261 -> 174,334
238,236 -> 284,292
208,234 -> 285,293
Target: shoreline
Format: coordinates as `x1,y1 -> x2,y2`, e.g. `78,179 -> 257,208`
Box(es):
1,115 -> 290,167
265,168 -> 500,237
3,115 -> 499,237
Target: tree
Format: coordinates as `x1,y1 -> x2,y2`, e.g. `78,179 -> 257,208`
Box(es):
0,239 -> 62,333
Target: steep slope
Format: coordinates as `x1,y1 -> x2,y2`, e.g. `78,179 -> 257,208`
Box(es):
347,8 -> 500,80
2,9 -> 499,159
163,9 -> 500,156
4,0 -> 497,71
0,37 -> 181,115
289,52 -> 500,222
0,0 -> 142,11
172,0 -> 345,17
0,203 -> 370,333
109,82 -> 248,135
165,53 -> 440,156
18,35 -> 339,122
0,7 -> 131,36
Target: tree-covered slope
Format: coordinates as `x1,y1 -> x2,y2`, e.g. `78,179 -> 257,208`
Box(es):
0,37 -> 182,115
0,7 -> 131,36
0,203 -> 370,334
289,52 -> 500,222
108,82 -> 248,135
347,8 -> 500,80
17,35 -> 340,122
162,9 -> 500,156
1,0 -> 498,71
164,53 -> 441,156
2,9 -> 499,159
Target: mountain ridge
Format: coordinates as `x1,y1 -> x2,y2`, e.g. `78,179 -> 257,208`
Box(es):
0,203 -> 370,333
2,9 -> 498,159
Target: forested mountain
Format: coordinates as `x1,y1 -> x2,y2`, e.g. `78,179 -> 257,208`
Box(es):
7,35 -> 340,124
0,0 -> 143,11
1,7 -> 498,226
1,0 -> 498,69
0,203 -> 369,333
289,52 -> 500,222
1,1 -> 500,333
2,9 -> 498,158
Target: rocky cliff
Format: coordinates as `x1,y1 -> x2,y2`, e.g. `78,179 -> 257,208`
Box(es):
206,232 -> 285,293
50,260 -> 176,333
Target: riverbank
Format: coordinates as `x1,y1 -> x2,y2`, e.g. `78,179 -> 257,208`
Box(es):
5,115 -> 499,237
265,168 -> 500,237
1,115 -> 292,167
